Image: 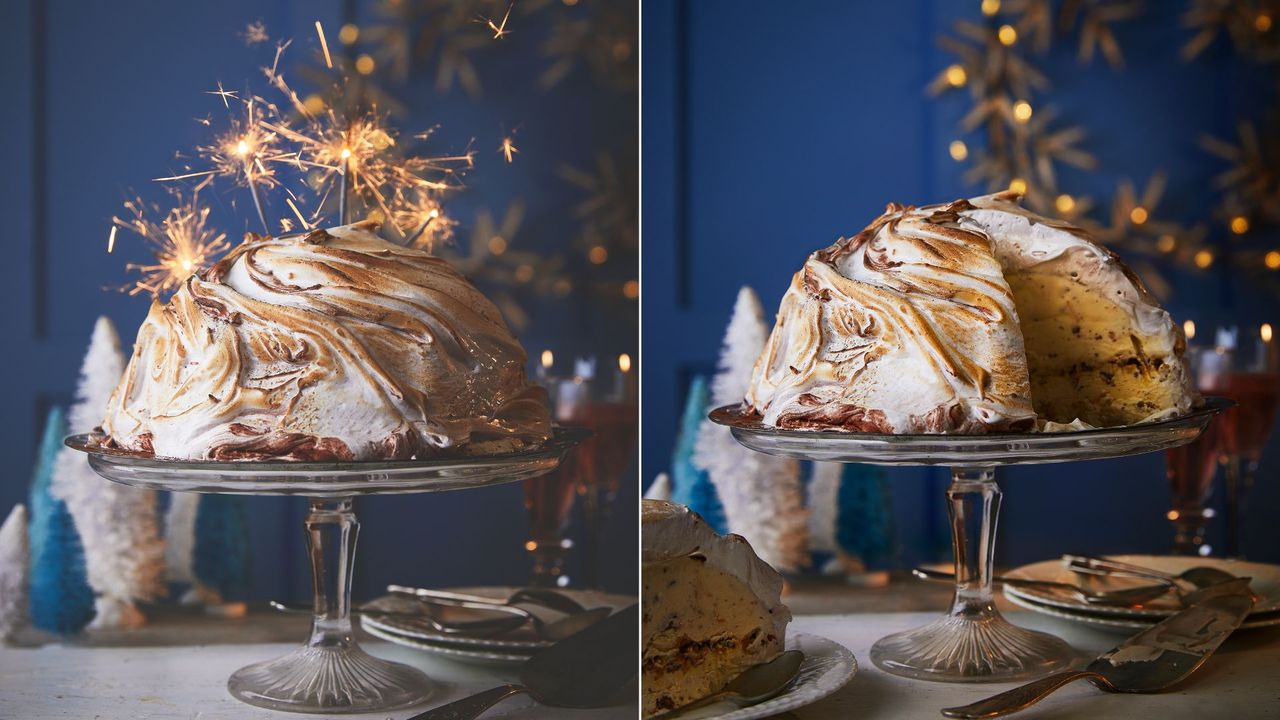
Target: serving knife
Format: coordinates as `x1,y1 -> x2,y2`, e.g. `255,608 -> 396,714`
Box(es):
941,586 -> 1254,719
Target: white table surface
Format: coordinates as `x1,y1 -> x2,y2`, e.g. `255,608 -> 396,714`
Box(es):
790,611 -> 1280,720
2,611 -> 1277,719
0,638 -> 635,719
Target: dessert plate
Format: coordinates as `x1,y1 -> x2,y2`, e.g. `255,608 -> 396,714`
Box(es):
668,634 -> 856,720
1002,555 -> 1280,618
360,586 -> 634,651
361,621 -> 534,666
1004,588 -> 1280,632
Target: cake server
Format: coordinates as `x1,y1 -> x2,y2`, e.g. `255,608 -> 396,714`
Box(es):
941,587 -> 1254,719
407,604 -> 639,720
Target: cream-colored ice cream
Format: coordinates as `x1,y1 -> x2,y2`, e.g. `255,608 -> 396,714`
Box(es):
102,221 -> 551,460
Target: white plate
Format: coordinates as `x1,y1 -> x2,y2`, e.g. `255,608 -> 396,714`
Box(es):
667,634 -> 857,720
1003,555 -> 1280,618
361,621 -> 533,666
360,586 -> 635,650
1004,587 -> 1280,631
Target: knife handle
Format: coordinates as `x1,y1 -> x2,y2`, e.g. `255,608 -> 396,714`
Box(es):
940,670 -> 1111,719
406,684 -> 528,720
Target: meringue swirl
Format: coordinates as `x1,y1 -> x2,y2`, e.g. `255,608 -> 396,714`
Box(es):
746,200 -> 1037,433
103,221 -> 551,460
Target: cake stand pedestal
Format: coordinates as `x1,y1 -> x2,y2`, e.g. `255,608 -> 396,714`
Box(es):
709,398 -> 1230,683
66,427 -> 589,714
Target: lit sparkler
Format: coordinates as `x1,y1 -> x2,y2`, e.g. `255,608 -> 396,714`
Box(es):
390,188 -> 457,251
156,97 -> 293,233
483,2 -> 515,39
499,136 -> 518,163
112,191 -> 231,298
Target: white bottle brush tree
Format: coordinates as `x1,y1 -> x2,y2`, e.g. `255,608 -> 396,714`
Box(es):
53,317 -> 166,628
694,287 -> 808,571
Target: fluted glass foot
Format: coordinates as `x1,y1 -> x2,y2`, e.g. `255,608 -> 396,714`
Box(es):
228,645 -> 433,713
870,608 -> 1075,682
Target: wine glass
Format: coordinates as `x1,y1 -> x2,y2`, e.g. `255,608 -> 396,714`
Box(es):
1164,343 -> 1231,555
523,369 -> 592,587
1220,324 -> 1280,556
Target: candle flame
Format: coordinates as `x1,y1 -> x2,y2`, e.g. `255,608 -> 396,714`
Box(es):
1263,323 -> 1274,343
618,353 -> 632,372
1184,320 -> 1196,341
541,350 -> 554,369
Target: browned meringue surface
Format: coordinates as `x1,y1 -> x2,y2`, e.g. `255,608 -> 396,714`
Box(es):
102,221 -> 551,460
746,200 -> 1037,434
746,193 -> 1197,434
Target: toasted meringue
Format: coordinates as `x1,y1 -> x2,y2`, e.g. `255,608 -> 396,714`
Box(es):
103,221 -> 551,460
746,194 -> 1197,433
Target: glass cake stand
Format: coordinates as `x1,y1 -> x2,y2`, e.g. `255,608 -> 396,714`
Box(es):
65,427 -> 590,714
709,397 -> 1231,683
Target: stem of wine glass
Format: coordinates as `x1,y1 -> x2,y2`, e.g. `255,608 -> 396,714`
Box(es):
1224,455 -> 1241,558
948,468 -> 999,616
306,497 -> 357,649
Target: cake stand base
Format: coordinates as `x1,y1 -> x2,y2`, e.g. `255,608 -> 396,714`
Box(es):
869,604 -> 1075,682
228,645 -> 433,713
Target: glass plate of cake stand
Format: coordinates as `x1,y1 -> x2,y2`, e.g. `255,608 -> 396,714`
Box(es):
65,426 -> 590,714
709,397 -> 1232,684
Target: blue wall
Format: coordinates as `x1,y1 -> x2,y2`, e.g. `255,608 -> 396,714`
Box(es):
1,0 -> 637,601
642,0 -> 1280,566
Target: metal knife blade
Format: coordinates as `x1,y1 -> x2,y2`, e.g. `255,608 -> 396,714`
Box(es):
1082,588 -> 1253,691
942,589 -> 1255,719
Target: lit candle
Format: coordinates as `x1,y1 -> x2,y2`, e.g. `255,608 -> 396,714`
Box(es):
537,349 -> 553,380
613,353 -> 636,401
1183,320 -> 1196,342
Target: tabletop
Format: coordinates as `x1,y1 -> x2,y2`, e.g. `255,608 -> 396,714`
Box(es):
2,579 -> 1278,720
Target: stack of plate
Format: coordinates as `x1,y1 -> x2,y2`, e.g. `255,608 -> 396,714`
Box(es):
1002,555 -> 1280,631
359,586 -> 633,666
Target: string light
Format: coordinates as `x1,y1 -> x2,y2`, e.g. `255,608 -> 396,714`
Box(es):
1129,206 -> 1148,225
945,64 -> 968,88
355,54 -> 375,74
1262,323 -> 1274,342
1263,249 -> 1280,269
623,279 -> 639,299
515,264 -> 534,282
1257,13 -> 1273,32
1012,100 -> 1032,123
1184,320 -> 1196,340
1194,249 -> 1214,268
1157,234 -> 1177,253
488,236 -> 508,255
981,0 -> 1000,16
588,246 -> 608,264
1055,194 -> 1075,213
1231,215 -> 1250,234
998,24 -> 1018,46
338,23 -> 359,45
949,140 -> 968,161
1008,177 -> 1027,194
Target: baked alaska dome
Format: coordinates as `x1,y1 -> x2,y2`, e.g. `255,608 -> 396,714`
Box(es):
745,192 -> 1198,433
102,221 -> 552,460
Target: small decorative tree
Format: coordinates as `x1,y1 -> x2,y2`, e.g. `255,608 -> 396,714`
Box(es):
28,408 -> 94,635
671,375 -> 727,533
53,317 -> 166,628
695,287 -> 808,571
192,495 -> 251,607
0,504 -> 28,641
